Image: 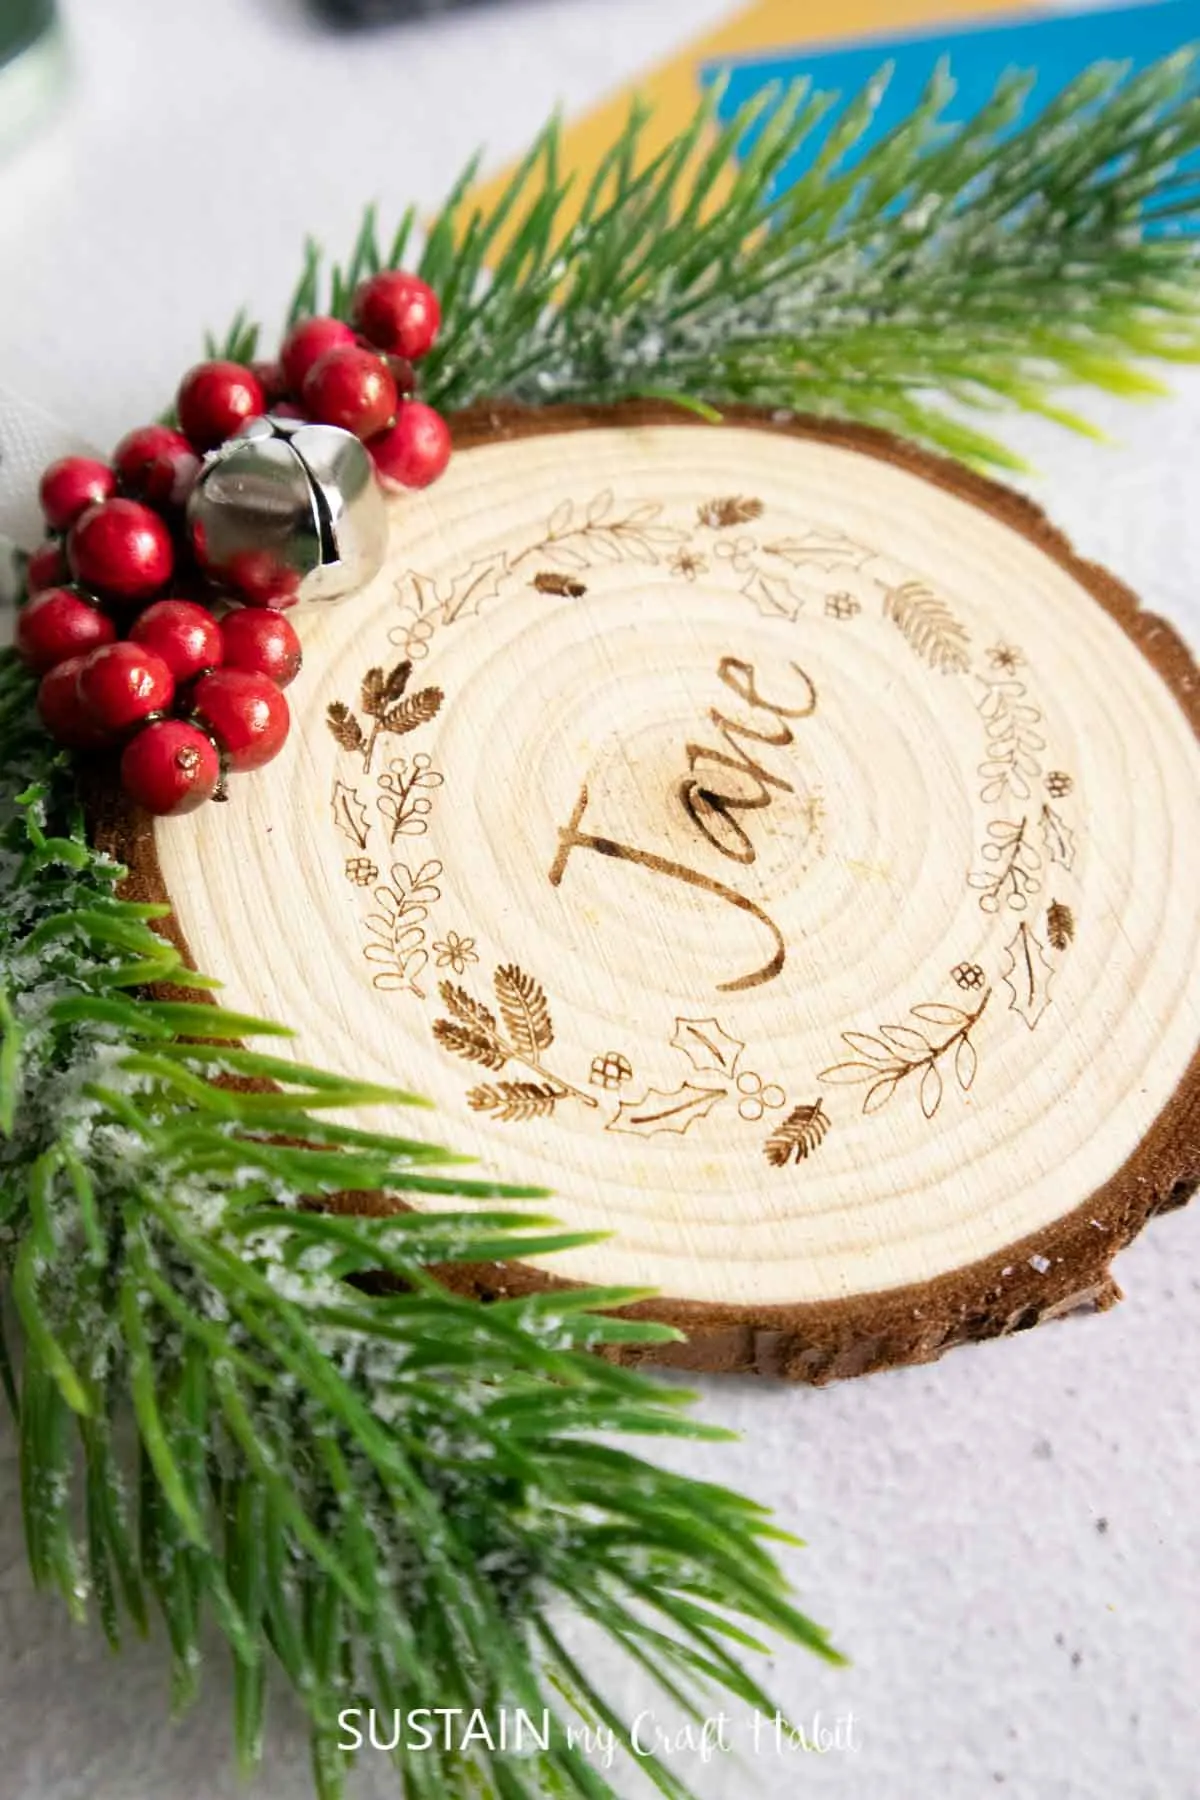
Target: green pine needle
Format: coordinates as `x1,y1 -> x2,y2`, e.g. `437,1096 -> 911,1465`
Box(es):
262,52 -> 1200,470
0,650 -> 841,1800
11,51 -> 1199,1795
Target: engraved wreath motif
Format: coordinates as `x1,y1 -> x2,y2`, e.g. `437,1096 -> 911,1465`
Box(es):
323,479 -> 1084,1158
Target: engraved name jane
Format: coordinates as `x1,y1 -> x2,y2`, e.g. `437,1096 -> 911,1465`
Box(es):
548,654 -> 818,992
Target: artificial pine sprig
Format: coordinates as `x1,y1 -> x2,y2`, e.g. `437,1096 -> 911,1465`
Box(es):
244,51 -> 1200,470
0,649 -> 839,1800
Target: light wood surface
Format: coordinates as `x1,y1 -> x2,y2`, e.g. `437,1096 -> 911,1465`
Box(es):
122,410 -> 1200,1377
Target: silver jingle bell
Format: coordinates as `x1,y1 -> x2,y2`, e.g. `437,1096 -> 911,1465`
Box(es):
185,415 -> 388,607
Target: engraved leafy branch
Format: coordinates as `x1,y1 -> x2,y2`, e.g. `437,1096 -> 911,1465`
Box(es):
363,859 -> 443,999
510,490 -> 686,571
976,677 -> 1046,804
434,966 -> 598,1117
819,991 -> 989,1119
327,658 -> 444,772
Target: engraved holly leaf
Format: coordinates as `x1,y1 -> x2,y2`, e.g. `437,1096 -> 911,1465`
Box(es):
670,1016 -> 745,1079
494,965 -> 554,1059
1040,804 -> 1077,872
440,553 -> 510,625
739,566 -> 804,622
331,779 -> 370,850
762,528 -> 873,572
607,1082 -> 726,1138
1001,921 -> 1055,1030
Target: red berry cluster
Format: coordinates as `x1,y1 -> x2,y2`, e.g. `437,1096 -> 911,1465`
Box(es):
18,272 -> 449,817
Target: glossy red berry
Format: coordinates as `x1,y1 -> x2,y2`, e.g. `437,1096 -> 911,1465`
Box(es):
368,402 -> 452,490
26,540 -> 70,594
280,315 -> 356,393
77,642 -> 175,734
192,669 -> 290,772
37,656 -> 113,750
39,457 -> 116,532
250,359 -> 288,404
302,345 -> 397,440
67,498 -> 174,601
15,587 -> 117,674
114,424 -> 200,508
219,608 -> 302,688
353,272 -> 440,361
177,360 -> 265,451
129,599 -> 223,682
121,719 -> 221,816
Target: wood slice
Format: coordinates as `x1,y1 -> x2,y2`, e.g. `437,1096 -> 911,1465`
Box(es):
105,406 -> 1200,1382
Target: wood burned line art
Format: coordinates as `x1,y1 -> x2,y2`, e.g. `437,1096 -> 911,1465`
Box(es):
1001,922 -> 1056,1030
765,1100 -> 831,1167
326,658 -> 444,773
976,675 -> 1046,804
386,487 -> 924,660
427,979 -> 813,1161
882,579 -> 971,674
433,965 -> 600,1119
377,752 -> 443,843
819,991 -> 989,1120
1047,899 -> 1075,950
363,860 -> 443,1000
319,484 -> 1088,1132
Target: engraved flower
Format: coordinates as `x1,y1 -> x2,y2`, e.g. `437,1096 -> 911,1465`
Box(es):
1045,770 -> 1073,799
825,591 -> 860,621
987,641 -> 1024,674
344,856 -> 379,887
669,548 -> 708,581
952,961 -> 986,990
432,930 -> 479,975
736,1069 -> 786,1123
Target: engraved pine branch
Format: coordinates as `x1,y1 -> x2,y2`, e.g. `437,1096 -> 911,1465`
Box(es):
764,1100 -> 831,1167
434,965 -> 599,1116
327,657 -> 444,772
819,992 -> 989,1119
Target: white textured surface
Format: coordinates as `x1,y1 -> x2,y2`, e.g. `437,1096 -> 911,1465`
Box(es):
0,3 -> 1198,1797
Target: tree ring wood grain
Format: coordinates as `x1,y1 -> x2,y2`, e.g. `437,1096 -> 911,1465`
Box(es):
97,405 -> 1200,1383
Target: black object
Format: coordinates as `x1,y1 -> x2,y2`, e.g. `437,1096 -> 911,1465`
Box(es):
312,0 -> 504,22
